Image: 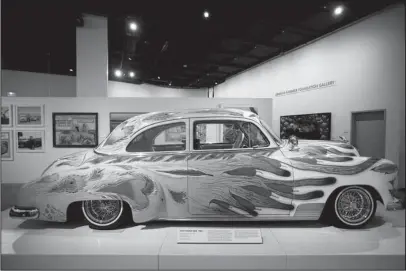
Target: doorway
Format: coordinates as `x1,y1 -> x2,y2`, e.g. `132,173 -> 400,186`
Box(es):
351,110 -> 386,158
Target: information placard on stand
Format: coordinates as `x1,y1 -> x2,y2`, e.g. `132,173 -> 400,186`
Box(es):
177,228 -> 263,244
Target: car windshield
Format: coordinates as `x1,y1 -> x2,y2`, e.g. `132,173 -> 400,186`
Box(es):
259,118 -> 283,146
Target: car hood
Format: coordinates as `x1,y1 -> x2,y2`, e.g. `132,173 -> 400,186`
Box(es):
279,139 -> 360,157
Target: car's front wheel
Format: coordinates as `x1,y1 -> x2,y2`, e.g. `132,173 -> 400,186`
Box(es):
82,200 -> 129,230
322,186 -> 377,229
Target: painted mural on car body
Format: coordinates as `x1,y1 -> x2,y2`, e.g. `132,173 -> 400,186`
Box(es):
10,108 -> 400,229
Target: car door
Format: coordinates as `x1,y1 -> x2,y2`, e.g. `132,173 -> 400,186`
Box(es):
125,119 -> 190,219
187,117 -> 294,219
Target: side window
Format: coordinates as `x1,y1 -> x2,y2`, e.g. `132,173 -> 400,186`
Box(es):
240,122 -> 269,148
126,122 -> 186,152
193,120 -> 269,150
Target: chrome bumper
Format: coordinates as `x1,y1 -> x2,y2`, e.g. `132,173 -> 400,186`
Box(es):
9,206 -> 39,219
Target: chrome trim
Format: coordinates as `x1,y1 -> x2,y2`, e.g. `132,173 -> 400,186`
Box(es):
9,206 -> 39,219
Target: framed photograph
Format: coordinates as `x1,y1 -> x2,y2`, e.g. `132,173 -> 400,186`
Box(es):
1,130 -> 14,160
110,112 -> 147,132
280,112 -> 332,140
53,113 -> 98,148
1,104 -> 13,128
16,130 -> 45,153
15,105 -> 44,127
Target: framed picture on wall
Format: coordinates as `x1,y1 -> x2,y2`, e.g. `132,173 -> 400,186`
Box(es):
1,104 -> 13,128
109,112 -> 147,132
15,105 -> 45,127
280,112 -> 332,140
1,130 -> 14,160
53,113 -> 98,148
16,130 -> 45,153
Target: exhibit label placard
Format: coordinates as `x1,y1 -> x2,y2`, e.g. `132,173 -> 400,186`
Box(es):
177,228 -> 263,244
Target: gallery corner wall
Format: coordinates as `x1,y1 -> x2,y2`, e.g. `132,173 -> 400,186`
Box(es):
213,4 -> 405,188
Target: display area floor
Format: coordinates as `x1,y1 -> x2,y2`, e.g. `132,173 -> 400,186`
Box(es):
1,205 -> 405,271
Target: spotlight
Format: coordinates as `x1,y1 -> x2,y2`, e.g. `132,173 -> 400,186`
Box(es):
129,71 -> 135,78
129,22 -> 138,31
114,69 -> 123,77
128,57 -> 132,60
333,5 -> 344,16
158,76 -> 161,79
69,69 -> 73,72
169,82 -> 172,86
203,10 -> 210,19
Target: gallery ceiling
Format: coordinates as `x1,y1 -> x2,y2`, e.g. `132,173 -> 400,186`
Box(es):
1,0 -> 400,89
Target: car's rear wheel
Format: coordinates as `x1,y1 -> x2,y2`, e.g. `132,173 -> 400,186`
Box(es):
82,200 -> 128,230
329,186 -> 376,229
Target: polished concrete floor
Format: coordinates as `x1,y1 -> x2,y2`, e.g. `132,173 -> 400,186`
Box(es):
1,204 -> 405,271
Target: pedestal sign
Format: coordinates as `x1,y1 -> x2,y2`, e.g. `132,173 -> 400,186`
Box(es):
177,228 -> 263,244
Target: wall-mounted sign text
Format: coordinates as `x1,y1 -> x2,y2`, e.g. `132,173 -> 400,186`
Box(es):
276,80 -> 336,97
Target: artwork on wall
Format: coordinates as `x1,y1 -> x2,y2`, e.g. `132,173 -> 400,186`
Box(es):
1,131 -> 14,160
1,104 -> 13,128
110,112 -> 147,132
16,130 -> 45,153
15,105 -> 44,127
280,112 -> 332,140
53,113 -> 98,148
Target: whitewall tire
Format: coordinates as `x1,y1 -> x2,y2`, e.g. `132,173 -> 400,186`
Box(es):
82,200 -> 127,230
333,186 -> 376,229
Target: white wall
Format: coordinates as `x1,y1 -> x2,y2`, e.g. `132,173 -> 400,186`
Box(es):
214,4 -> 405,188
1,70 -> 77,97
1,70 -> 208,98
76,15 -> 108,97
108,81 -> 207,97
1,97 -> 273,184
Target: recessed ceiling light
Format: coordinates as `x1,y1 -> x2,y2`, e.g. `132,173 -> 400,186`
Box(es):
333,5 -> 344,16
203,10 -> 210,19
215,82 -> 218,85
128,57 -> 132,60
129,22 -> 138,31
129,71 -> 135,78
158,76 -> 160,79
169,82 -> 172,86
183,64 -> 187,68
69,69 -> 73,72
114,69 -> 123,77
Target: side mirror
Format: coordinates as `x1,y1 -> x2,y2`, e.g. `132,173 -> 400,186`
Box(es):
288,135 -> 299,151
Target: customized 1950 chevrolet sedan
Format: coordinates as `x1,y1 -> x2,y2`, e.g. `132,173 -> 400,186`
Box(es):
10,108 -> 400,230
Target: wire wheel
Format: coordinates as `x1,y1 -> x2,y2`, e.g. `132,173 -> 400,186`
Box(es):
82,200 -> 123,227
334,186 -> 374,227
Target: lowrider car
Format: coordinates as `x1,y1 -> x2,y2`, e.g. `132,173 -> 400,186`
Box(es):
10,108 -> 400,230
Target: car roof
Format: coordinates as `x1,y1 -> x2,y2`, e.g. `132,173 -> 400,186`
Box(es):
135,108 -> 260,125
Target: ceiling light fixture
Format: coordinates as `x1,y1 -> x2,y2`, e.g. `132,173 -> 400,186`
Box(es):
129,22 -> 138,31
333,5 -> 344,16
158,76 -> 161,79
169,82 -> 172,86
183,64 -> 187,68
203,10 -> 210,19
69,69 -> 73,72
114,69 -> 123,77
128,57 -> 132,60
129,71 -> 135,78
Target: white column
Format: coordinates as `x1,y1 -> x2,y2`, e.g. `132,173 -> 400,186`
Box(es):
76,14 -> 108,97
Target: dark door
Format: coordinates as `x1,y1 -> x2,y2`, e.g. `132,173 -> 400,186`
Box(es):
351,110 -> 386,158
